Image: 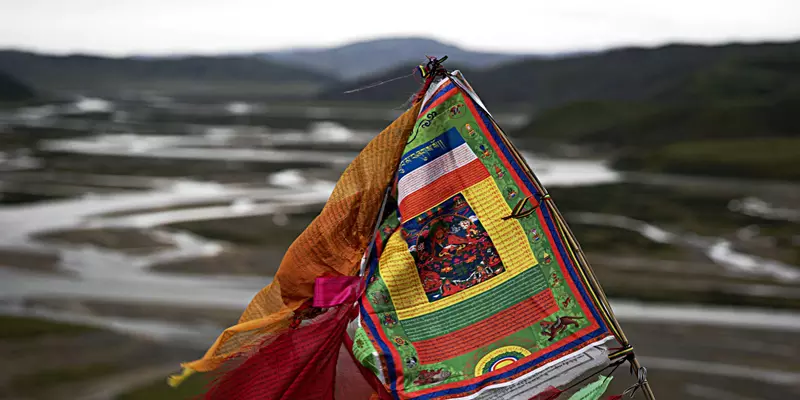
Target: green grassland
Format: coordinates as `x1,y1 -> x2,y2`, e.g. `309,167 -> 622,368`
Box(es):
0,315 -> 97,340
511,49 -> 800,181
117,373 -> 210,400
613,137 -> 800,181
7,363 -> 119,392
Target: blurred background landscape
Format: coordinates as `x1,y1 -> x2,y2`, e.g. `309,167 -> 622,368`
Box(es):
1,1 -> 799,399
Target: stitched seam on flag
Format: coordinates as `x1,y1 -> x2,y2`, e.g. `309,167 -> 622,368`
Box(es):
400,267 -> 549,341
398,143 -> 477,203
384,178 -> 539,320
362,228 -> 410,395
411,290 -> 558,364
538,202 -> 607,335
399,160 -> 489,222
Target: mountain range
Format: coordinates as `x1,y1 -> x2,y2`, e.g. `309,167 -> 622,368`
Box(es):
0,50 -> 336,98
0,37 -> 533,98
256,37 -> 524,80
1,37 -> 798,111
323,41 -> 800,109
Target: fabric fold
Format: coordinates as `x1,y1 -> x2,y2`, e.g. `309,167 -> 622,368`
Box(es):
173,102 -> 420,382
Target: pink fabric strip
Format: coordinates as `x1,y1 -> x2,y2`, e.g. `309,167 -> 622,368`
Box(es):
313,276 -> 364,308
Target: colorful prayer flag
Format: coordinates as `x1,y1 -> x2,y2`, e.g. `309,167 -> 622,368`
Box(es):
350,73 -> 614,399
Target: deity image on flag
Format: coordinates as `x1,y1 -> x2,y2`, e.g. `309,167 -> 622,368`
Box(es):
404,194 -> 505,302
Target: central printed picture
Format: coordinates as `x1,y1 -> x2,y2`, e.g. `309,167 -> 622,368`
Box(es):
403,193 -> 505,302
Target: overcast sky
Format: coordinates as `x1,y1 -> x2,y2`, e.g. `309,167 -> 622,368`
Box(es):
1,0 -> 798,55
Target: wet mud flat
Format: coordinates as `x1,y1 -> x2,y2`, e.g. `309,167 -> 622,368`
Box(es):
608,321 -> 800,400
34,228 -> 176,255
0,248 -> 61,273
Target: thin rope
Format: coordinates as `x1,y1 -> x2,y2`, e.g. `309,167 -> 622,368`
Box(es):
411,56 -> 449,104
622,365 -> 648,398
343,72 -> 416,94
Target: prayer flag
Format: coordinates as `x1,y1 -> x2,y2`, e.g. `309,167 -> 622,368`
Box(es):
351,72 -> 613,399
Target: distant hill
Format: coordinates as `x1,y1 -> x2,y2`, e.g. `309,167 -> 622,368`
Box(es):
511,45 -> 800,181
318,63 -> 474,104
522,97 -> 800,148
321,41 -> 800,109
517,47 -> 800,145
0,70 -> 35,102
260,37 -> 523,80
0,51 -> 338,98
476,40 -> 800,109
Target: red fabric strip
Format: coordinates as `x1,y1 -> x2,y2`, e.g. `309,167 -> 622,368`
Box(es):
205,305 -> 351,400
